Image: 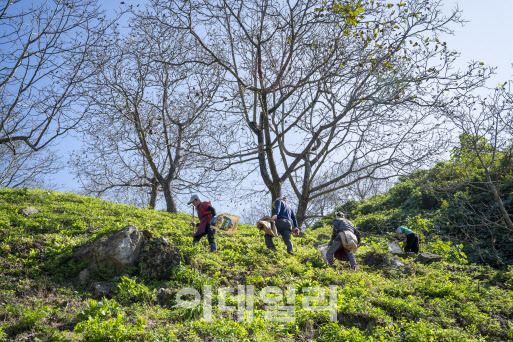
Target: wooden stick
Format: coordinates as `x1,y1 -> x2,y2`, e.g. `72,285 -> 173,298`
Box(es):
191,205 -> 196,235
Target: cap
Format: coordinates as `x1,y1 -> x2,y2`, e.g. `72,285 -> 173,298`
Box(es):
335,212 -> 345,218
187,194 -> 201,205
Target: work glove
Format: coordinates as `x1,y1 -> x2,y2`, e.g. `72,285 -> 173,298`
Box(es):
271,215 -> 277,221
294,227 -> 300,236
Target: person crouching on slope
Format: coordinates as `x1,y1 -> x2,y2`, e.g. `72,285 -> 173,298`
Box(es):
266,197 -> 300,255
396,225 -> 419,254
326,212 -> 358,270
188,194 -> 217,252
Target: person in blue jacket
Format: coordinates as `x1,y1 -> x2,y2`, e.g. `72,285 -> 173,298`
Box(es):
267,197 -> 300,255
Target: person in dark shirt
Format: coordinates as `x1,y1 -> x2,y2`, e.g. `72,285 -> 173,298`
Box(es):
326,212 -> 358,270
267,197 -> 300,255
188,194 -> 217,252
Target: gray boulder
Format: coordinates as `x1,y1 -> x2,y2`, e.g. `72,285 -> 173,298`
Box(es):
392,252 -> 417,259
389,258 -> 406,268
72,225 -> 144,273
89,281 -> 113,298
377,257 -> 406,269
139,236 -> 181,280
19,207 -> 40,216
156,288 -> 175,306
77,269 -> 90,285
415,252 -> 443,264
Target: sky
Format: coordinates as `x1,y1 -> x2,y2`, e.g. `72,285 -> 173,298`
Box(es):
442,0 -> 513,85
47,0 -> 513,219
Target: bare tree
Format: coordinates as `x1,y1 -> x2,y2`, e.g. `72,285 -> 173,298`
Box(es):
151,0 -> 488,225
0,142 -> 58,188
0,0 -> 110,186
74,15 -> 224,212
445,83 -> 513,232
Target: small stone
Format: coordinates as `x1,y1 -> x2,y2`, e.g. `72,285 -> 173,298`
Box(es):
89,281 -> 113,298
18,207 -> 40,216
415,252 -> 443,264
389,258 -> 405,268
156,288 -> 175,306
78,269 -> 90,285
402,266 -> 412,274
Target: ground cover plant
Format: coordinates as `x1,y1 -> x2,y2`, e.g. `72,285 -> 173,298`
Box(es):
0,188 -> 512,341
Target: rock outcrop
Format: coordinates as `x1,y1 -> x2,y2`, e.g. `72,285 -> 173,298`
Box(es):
72,225 -> 144,273
18,207 -> 40,216
415,252 -> 443,264
73,226 -> 182,281
139,236 -> 181,280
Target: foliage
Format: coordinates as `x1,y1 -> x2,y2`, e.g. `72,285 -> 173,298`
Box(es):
328,136 -> 513,267
0,188 -> 512,341
114,277 -> 155,304
427,238 -> 468,265
74,314 -> 146,342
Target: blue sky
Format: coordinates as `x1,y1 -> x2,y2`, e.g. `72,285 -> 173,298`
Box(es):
49,0 -> 513,216
442,0 -> 513,84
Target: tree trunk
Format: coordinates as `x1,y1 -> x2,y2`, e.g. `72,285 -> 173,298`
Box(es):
269,183 -> 282,216
296,197 -> 308,228
161,181 -> 177,213
485,171 -> 513,232
148,178 -> 158,209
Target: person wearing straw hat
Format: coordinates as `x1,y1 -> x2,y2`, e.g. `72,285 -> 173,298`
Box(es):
188,194 -> 217,252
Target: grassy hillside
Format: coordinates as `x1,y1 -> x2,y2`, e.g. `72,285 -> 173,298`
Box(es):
1,188 -> 513,341
321,148 -> 513,268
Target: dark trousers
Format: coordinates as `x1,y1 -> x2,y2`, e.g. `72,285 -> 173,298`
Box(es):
265,219 -> 293,254
405,233 -> 419,253
193,224 -> 216,249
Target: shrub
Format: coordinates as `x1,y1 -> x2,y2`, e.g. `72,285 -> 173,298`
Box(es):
78,298 -> 123,320
114,277 -> 155,304
74,314 -> 146,341
428,238 -> 468,264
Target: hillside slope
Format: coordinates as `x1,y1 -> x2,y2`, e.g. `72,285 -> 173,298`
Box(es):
1,188 -> 513,341
322,155 -> 513,268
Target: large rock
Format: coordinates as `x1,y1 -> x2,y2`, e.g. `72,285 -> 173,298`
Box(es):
415,252 -> 443,264
72,225 -> 144,273
139,236 -> 181,280
18,207 -> 40,216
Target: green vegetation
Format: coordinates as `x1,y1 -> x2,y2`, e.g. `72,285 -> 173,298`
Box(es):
322,136 -> 513,268
1,188 -> 513,341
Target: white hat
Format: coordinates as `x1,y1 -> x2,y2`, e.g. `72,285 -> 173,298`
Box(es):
187,194 -> 201,205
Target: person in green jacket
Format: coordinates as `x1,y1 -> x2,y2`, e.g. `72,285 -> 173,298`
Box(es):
396,225 -> 419,254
